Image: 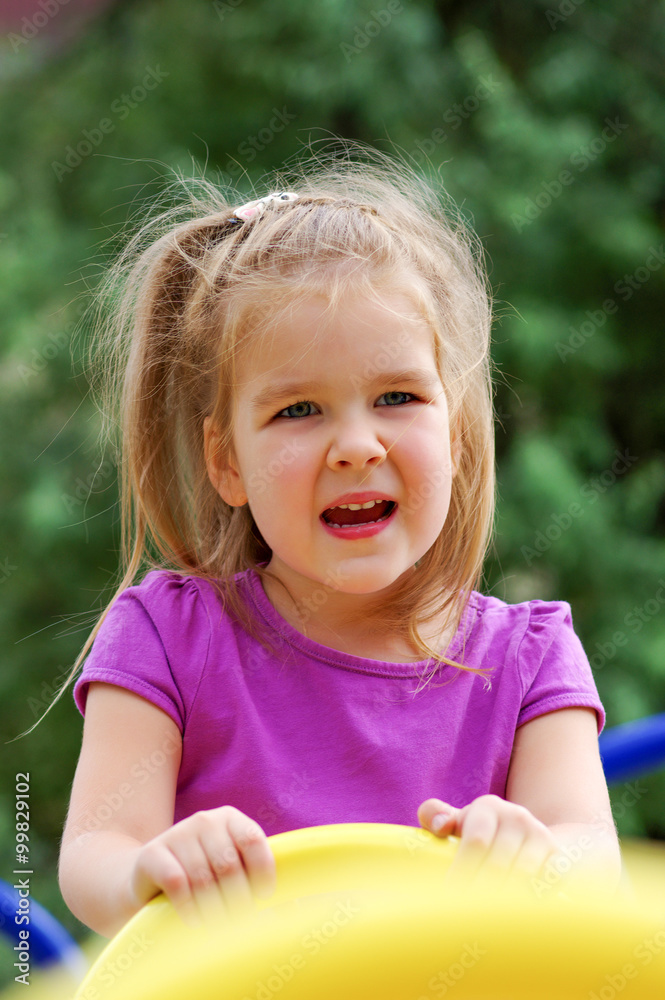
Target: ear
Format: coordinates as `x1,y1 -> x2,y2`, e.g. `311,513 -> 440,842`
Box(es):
203,416 -> 247,507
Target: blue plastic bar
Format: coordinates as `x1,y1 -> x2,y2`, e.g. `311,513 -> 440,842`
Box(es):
0,879 -> 86,979
599,712 -> 665,784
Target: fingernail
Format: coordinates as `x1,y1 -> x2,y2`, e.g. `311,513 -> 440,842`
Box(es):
431,810 -> 452,833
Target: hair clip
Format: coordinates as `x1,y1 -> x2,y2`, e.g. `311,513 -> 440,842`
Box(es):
233,191 -> 299,222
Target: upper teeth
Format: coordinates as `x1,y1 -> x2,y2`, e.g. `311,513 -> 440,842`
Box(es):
335,500 -> 384,510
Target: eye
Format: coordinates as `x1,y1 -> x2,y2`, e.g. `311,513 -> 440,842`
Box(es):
275,400 -> 317,419
377,391 -> 419,406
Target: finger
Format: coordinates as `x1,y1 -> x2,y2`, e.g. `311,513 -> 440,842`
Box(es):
167,839 -> 230,927
225,810 -> 277,901
195,877 -> 232,927
186,843 -> 234,926
513,835 -> 559,880
158,818 -> 248,926
133,843 -> 200,928
418,799 -> 461,837
445,807 -> 499,888
474,821 -> 527,877
199,827 -> 256,918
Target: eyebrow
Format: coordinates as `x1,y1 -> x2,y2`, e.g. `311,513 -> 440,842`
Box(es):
250,368 -> 442,412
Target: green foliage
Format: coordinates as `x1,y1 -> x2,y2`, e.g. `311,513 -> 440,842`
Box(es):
1,0 -> 663,962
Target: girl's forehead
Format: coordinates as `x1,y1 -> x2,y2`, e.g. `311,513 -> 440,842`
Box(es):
235,288 -> 439,385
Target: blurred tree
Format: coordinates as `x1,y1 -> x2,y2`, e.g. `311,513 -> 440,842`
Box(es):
0,0 -> 663,967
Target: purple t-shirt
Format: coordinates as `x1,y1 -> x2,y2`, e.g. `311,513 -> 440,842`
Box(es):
74,569 -> 605,836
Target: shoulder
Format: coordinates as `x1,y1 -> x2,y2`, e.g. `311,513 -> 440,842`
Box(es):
109,568 -> 241,626
465,591 -> 603,730
91,570 -> 204,649
74,568 -> 255,727
465,590 -> 588,683
98,568 -> 189,609
115,568 -> 258,652
115,567 -> 212,608
467,590 -> 577,648
108,567 -> 265,654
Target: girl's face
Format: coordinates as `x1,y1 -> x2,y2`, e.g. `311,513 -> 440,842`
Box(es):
206,287 -> 459,607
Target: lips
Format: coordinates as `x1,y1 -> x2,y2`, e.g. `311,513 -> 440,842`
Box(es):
321,497 -> 397,527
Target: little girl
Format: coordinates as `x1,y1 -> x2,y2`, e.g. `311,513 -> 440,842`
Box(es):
58,147 -> 621,938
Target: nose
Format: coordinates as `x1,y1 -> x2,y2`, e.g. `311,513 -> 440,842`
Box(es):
325,412 -> 389,470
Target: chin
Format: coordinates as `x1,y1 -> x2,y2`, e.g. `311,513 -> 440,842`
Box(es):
332,563 -> 414,595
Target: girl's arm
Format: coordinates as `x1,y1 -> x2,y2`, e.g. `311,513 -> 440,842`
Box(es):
59,683 -> 275,937
505,706 -> 621,881
419,707 -> 622,891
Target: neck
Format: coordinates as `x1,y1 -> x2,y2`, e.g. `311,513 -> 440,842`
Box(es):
259,566 -> 454,663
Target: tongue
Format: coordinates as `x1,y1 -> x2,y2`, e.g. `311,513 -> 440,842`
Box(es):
323,500 -> 392,526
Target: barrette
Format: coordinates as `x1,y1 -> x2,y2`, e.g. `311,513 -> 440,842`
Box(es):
233,191 -> 299,222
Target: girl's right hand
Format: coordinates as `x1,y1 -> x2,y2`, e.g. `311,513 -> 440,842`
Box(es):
128,806 -> 277,926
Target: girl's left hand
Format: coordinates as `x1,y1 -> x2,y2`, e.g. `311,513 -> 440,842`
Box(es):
418,794 -> 559,884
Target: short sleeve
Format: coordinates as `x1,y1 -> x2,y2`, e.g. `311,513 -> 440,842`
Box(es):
516,601 -> 605,734
73,571 -> 210,731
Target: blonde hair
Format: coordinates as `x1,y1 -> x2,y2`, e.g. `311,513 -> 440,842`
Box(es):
55,140 -> 496,716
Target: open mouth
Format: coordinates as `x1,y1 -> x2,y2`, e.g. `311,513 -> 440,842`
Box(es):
321,499 -> 397,528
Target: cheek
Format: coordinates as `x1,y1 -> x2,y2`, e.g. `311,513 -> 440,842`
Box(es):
405,421 -> 454,475
398,434 -> 454,520
245,442 -> 311,506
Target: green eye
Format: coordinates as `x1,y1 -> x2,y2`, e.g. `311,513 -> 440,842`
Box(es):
277,400 -> 315,419
378,391 -> 413,406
